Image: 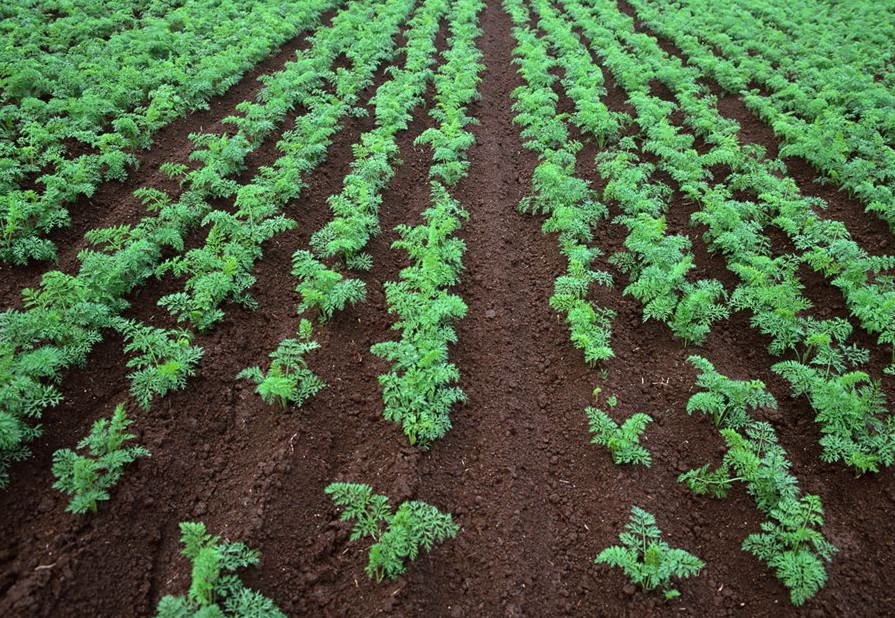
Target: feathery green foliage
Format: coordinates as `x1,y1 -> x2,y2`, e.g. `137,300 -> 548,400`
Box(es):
521,0 -> 730,349
773,358 -> 895,474
115,319 -> 204,411
585,407 -> 653,467
238,319 -> 325,410
148,0 -> 423,335
0,0 -> 419,487
157,200 -> 296,332
680,422 -> 796,511
306,0 -> 450,276
596,506 -> 704,600
155,522 -> 285,618
686,355 -> 777,430
52,404 -> 149,514
741,494 -> 836,606
611,214 -> 728,345
292,250 -> 367,323
679,356 -> 836,604
325,482 -> 460,582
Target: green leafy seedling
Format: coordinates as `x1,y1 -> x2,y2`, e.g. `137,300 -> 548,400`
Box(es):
155,521 -> 285,617
325,482 -> 460,582
52,404 -> 149,514
238,319 -> 325,409
596,506 -> 704,600
586,407 -> 653,467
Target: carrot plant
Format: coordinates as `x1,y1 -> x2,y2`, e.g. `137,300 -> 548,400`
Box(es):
115,319 -> 204,411
686,355 -> 777,430
306,0 -> 450,275
586,406 -> 653,467
292,251 -> 366,323
325,482 -> 460,582
596,506 -> 704,600
52,404 -> 149,515
238,319 -> 325,410
155,522 -> 285,617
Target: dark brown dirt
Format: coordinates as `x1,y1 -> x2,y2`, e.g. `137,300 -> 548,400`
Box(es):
2,1 -> 895,617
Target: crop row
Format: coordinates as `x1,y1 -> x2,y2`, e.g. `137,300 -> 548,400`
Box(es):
372,0 -> 485,446
506,0 -> 616,369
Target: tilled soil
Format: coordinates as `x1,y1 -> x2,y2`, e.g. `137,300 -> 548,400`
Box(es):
1,1 -> 894,617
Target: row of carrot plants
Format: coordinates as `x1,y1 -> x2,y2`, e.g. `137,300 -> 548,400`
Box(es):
505,0 -> 616,369
371,0 -> 485,447
681,357 -> 835,605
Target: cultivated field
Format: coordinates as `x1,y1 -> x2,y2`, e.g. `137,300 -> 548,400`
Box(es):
1,0 -> 894,616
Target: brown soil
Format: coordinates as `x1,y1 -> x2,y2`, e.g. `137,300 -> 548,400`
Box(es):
2,2 -> 894,618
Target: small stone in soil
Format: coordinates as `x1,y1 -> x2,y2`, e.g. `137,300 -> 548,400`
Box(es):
37,495 -> 56,513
